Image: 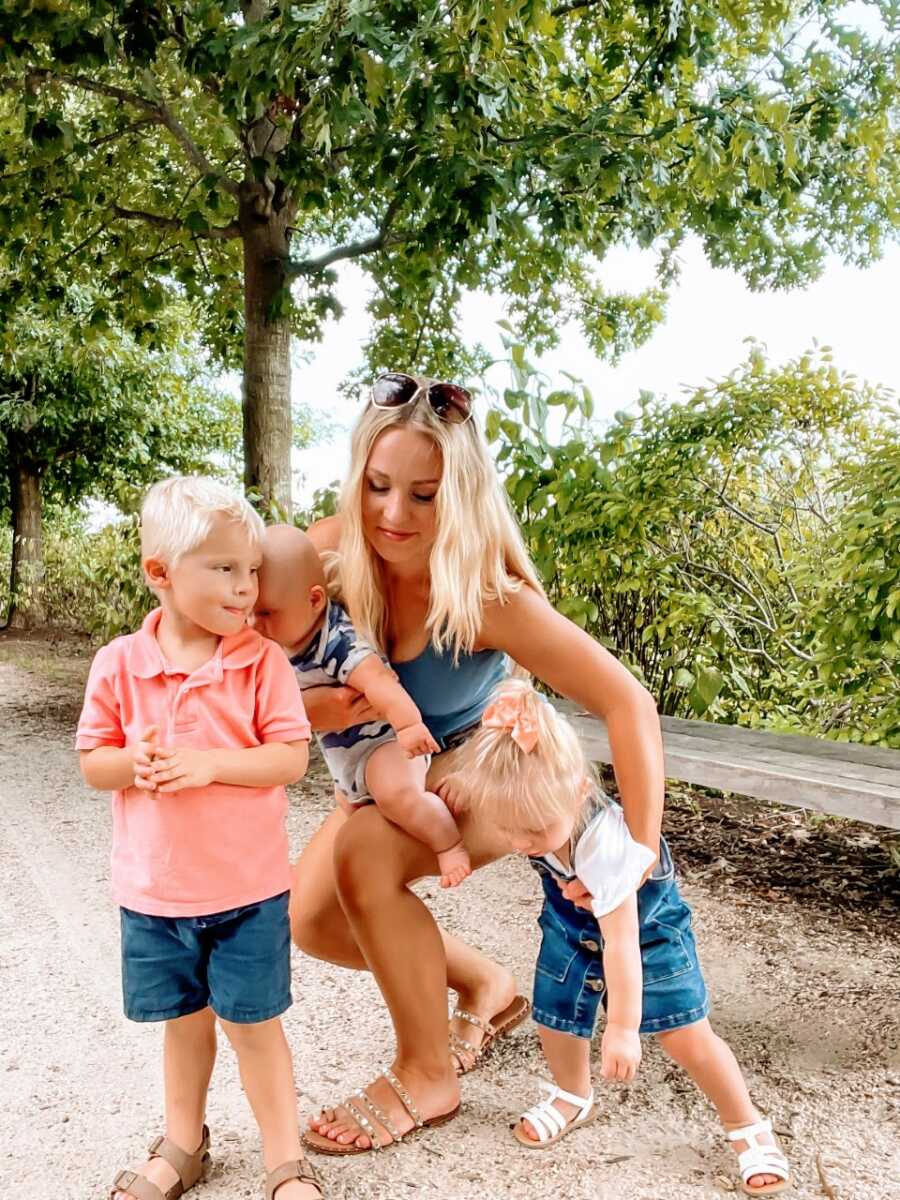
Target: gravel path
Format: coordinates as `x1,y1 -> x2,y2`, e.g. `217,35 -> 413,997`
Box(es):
1,638 -> 897,1199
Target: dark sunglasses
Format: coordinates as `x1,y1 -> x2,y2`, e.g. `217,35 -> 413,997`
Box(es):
371,372 -> 473,425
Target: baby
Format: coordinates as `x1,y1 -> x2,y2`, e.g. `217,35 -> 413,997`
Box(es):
254,523 -> 471,888
439,679 -> 791,1195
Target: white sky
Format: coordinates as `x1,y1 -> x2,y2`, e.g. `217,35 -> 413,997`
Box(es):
291,233 -> 899,504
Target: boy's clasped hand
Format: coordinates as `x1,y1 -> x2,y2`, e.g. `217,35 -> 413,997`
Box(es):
131,727 -> 217,793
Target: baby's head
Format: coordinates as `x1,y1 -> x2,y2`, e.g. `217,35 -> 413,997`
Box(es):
140,476 -> 265,636
446,678 -> 598,856
254,524 -> 328,655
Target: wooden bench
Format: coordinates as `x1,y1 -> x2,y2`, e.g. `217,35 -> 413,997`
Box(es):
554,703 -> 900,831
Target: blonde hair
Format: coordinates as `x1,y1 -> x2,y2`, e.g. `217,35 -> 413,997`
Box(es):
337,394 -> 543,658
140,475 -> 265,564
445,678 -> 600,833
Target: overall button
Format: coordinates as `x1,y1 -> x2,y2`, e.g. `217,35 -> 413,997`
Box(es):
586,978 -> 604,992
582,938 -> 600,952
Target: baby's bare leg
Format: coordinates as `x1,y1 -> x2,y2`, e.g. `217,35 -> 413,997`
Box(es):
365,742 -> 470,882
517,1026 -> 593,1142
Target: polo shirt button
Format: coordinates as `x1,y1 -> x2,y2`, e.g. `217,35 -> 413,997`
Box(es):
582,939 -> 600,952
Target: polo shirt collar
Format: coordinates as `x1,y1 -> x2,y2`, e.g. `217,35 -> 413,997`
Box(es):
127,607 -> 265,681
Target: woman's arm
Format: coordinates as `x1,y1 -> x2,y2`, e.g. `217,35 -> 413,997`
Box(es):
480,584 -> 664,856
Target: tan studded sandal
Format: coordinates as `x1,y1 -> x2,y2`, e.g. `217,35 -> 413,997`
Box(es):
303,1067 -> 459,1157
449,994 -> 531,1074
110,1125 -> 211,1200
264,1157 -> 323,1199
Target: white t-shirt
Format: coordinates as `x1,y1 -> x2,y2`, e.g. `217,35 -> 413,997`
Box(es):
538,801 -> 657,920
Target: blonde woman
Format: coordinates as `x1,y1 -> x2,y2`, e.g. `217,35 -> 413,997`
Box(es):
289,372 -> 665,1156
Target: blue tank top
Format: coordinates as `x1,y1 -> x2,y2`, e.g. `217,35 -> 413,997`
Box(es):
391,642 -> 508,748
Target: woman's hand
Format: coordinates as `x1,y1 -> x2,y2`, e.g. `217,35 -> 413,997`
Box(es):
600,1022 -> 642,1082
301,684 -> 380,732
559,876 -> 594,912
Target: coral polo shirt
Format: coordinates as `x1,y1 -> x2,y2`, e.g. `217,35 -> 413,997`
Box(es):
76,608 -> 310,917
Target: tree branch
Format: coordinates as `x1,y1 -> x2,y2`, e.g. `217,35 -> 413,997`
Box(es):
287,196 -> 405,275
24,69 -> 160,115
22,69 -> 240,196
111,205 -> 241,238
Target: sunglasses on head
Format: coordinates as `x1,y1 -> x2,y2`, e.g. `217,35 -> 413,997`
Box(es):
370,372 -> 473,425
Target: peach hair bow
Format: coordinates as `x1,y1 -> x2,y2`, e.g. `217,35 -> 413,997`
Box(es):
482,691 -> 539,754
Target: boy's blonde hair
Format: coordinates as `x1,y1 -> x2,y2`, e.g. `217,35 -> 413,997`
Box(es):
445,678 -> 600,833
337,394 -> 544,659
140,475 -> 265,564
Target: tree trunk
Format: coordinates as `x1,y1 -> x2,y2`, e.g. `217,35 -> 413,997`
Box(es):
240,182 -> 294,517
7,449 -> 46,629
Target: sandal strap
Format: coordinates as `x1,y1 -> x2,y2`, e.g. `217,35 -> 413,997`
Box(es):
539,1079 -> 594,1113
343,1097 -> 385,1151
110,1170 -> 171,1200
736,1146 -> 790,1183
383,1068 -> 424,1128
354,1088 -> 405,1145
522,1100 -> 566,1142
148,1125 -> 210,1190
449,1031 -> 480,1057
726,1118 -> 773,1144
265,1158 -> 322,1200
452,1007 -> 494,1037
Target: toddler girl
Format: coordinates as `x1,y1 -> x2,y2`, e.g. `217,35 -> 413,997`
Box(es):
438,679 -> 791,1196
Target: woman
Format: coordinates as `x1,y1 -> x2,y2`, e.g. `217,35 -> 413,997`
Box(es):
293,372 -> 665,1153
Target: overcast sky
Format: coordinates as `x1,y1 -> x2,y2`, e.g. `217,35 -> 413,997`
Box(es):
291,233 -> 899,504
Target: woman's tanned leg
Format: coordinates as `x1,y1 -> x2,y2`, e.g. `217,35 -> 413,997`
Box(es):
290,806 -> 366,968
310,808 -> 458,1147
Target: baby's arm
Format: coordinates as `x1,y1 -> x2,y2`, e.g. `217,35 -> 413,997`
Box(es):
595,893 -> 643,1081
365,742 -> 471,887
346,656 -> 439,757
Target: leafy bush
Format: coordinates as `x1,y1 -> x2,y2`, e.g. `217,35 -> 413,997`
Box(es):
1,511 -> 152,639
488,341 -> 899,744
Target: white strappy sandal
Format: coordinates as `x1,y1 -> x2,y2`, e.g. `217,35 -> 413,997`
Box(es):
513,1080 -> 596,1149
726,1117 -> 792,1195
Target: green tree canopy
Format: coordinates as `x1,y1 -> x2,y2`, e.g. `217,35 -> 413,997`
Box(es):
0,294 -> 239,626
2,1 -> 896,508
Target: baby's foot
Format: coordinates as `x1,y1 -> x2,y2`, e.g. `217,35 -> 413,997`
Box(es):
438,842 -> 471,889
517,1092 -> 585,1142
725,1115 -> 790,1192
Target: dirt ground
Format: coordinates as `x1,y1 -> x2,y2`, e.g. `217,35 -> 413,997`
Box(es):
1,633 -> 898,1200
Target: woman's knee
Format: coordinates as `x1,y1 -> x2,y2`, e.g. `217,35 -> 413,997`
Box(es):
333,807 -> 413,912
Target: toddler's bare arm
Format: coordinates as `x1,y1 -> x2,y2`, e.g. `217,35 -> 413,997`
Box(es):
346,656 -> 439,756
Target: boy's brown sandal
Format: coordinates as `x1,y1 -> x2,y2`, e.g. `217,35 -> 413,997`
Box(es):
265,1157 -> 323,1199
110,1124 -> 211,1200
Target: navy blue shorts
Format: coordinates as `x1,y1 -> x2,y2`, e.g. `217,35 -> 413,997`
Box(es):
531,841 -> 709,1039
120,891 -> 292,1025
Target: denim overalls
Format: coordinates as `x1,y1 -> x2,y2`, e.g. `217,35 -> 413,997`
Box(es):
529,825 -> 709,1039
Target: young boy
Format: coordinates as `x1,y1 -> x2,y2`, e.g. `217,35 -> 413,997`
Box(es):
76,477 -> 322,1200
253,523 -> 471,887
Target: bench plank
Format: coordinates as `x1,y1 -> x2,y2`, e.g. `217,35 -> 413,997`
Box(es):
553,701 -> 900,831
